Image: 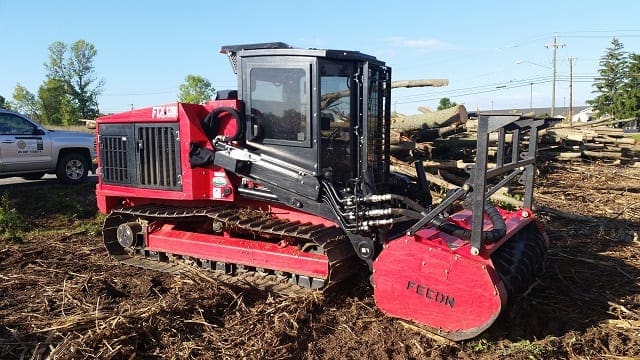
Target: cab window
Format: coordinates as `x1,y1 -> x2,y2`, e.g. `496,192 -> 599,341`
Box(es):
0,114 -> 36,135
250,68 -> 308,143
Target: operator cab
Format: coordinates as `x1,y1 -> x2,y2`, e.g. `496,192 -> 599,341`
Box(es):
221,43 -> 391,195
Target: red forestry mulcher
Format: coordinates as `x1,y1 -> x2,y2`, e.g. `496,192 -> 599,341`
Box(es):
96,42 -> 550,340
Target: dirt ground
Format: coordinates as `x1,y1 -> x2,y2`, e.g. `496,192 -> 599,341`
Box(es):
0,162 -> 639,359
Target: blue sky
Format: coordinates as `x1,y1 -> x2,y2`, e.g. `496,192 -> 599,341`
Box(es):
1,0 -> 640,115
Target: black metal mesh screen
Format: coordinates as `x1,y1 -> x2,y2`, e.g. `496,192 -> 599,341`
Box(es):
138,126 -> 181,189
101,135 -> 130,184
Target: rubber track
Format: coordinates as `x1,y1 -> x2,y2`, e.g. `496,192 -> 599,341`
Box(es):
103,204 -> 359,295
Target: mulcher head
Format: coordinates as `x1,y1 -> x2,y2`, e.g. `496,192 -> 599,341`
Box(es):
371,113 -> 552,340
372,210 -> 548,341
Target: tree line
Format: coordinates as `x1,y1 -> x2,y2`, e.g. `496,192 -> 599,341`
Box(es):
5,40 -> 103,125
1,40 -> 216,125
8,38 -> 637,122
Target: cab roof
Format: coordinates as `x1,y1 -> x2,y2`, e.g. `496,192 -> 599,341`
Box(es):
220,42 -> 383,64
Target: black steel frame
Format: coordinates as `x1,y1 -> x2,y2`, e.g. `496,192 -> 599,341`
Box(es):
408,114 -> 548,253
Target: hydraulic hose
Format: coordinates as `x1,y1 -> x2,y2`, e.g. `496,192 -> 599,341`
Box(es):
202,107 -> 244,142
360,194 -> 426,213
363,208 -> 423,220
429,201 -> 506,244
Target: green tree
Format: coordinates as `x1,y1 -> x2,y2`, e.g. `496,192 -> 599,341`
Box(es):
587,38 -> 627,118
0,95 -> 11,110
437,97 -> 457,110
38,78 -> 76,125
42,40 -> 103,120
622,53 -> 640,119
12,83 -> 39,119
44,41 -> 67,80
178,75 -> 215,104
67,40 -> 103,118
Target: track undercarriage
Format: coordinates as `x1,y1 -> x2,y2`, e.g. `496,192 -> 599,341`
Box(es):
103,204 -> 360,294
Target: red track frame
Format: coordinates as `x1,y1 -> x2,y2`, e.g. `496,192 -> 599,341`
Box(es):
146,223 -> 329,279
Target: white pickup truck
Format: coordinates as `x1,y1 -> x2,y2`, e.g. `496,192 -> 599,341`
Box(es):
0,109 -> 97,184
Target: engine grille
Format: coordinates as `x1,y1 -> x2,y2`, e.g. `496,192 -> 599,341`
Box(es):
101,135 -> 131,184
138,126 -> 180,188
99,123 -> 181,190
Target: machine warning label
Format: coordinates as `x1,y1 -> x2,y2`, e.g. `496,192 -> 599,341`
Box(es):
406,280 -> 456,308
16,139 -> 43,155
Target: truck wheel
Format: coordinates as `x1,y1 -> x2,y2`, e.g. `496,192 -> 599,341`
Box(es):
56,153 -> 89,185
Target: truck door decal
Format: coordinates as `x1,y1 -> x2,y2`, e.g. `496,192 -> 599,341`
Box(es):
15,137 -> 43,154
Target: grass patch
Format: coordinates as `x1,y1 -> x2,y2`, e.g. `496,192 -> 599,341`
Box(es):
2,181 -> 99,241
77,212 -> 106,236
0,193 -> 27,241
11,182 -> 97,219
501,339 -> 553,359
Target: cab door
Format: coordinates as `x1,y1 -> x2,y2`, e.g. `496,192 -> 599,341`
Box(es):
242,57 -> 316,173
0,113 -> 51,173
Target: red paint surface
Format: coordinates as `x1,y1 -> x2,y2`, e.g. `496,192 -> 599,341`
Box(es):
96,100 -> 242,212
146,223 -> 329,278
372,211 -> 535,340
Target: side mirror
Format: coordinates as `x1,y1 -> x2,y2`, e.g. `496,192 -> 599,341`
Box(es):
33,128 -> 45,135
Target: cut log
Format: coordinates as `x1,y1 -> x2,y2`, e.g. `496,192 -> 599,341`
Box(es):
389,129 -> 404,145
417,106 -> 432,114
390,160 -> 523,206
322,79 -> 448,109
539,151 -> 583,160
407,123 -> 467,142
423,160 -> 466,169
391,79 -> 449,88
588,127 -> 625,136
392,105 -> 468,131
582,143 -> 606,150
390,141 -> 416,154
593,137 -> 637,145
582,150 -> 623,160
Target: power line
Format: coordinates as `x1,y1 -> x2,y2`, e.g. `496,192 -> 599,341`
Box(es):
562,35 -> 640,38
397,76 -> 555,98
393,75 -> 603,105
395,79 -> 555,104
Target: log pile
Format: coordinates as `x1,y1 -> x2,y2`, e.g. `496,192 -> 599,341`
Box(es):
538,122 -> 639,166
390,107 -> 640,169
389,106 -> 640,204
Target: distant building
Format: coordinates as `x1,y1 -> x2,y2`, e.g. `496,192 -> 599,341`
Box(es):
570,107 -> 595,122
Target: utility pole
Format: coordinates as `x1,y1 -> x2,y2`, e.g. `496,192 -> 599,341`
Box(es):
568,57 -> 574,125
546,35 -> 565,117
529,82 -> 533,111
